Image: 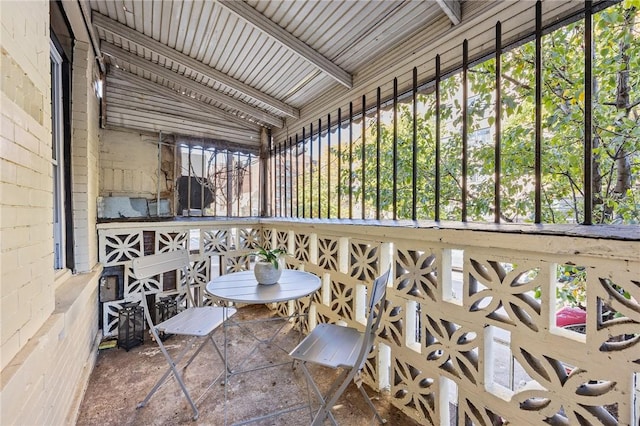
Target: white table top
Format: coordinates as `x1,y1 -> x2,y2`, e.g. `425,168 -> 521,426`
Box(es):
206,269 -> 321,304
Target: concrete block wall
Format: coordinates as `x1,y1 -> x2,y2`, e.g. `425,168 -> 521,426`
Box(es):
1,1 -> 101,424
100,128 -> 164,198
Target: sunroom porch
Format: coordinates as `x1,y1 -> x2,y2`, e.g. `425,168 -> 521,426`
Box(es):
84,216 -> 637,425
1,0 -> 638,425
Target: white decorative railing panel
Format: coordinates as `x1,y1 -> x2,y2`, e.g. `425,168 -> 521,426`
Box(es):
97,219 -> 639,425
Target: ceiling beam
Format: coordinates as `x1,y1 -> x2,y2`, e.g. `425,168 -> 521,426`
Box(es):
436,0 -> 461,25
101,43 -> 284,128
61,0 -> 105,73
92,11 -> 299,119
108,68 -> 261,132
216,0 -> 352,89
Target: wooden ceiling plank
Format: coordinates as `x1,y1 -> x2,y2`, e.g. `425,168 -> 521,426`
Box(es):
436,0 -> 461,25
101,42 -> 283,128
216,0 -> 352,89
93,11 -> 299,119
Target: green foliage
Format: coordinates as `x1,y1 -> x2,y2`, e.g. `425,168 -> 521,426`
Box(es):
296,3 -> 639,225
253,245 -> 287,269
555,265 -> 587,308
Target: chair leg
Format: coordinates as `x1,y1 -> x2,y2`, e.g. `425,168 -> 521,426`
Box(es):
138,337 -> 199,420
182,333 -> 213,370
208,335 -> 232,375
299,363 -> 348,426
356,383 -> 386,424
311,376 -> 351,426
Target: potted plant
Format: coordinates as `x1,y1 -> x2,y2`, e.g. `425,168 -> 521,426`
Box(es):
253,245 -> 288,285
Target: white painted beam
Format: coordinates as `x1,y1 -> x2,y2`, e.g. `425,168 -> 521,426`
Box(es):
436,0 -> 462,25
216,0 -> 352,89
92,11 -> 299,119
61,0 -> 105,73
101,43 -> 284,128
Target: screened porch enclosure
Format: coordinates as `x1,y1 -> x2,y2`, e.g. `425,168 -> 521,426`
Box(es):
270,1 -> 639,227
91,0 -> 639,425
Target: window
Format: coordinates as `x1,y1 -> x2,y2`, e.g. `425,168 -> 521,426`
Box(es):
178,143 -> 259,217
51,41 -> 65,270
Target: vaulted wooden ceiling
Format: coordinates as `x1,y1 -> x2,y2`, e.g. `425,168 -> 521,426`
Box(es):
88,0 -> 467,151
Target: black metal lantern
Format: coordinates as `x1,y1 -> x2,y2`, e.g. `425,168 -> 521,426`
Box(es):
155,296 -> 178,340
118,301 -> 144,351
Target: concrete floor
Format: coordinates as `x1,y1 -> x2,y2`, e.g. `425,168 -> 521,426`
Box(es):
76,305 -> 420,425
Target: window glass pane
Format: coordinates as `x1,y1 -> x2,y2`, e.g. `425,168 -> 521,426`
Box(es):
178,144 -> 256,217
51,42 -> 65,269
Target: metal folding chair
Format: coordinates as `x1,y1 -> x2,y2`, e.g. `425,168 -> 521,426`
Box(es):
290,268 -> 391,425
131,249 -> 236,420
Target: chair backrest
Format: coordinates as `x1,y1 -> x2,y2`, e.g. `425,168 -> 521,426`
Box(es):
131,249 -> 190,280
131,248 -> 196,309
355,267 -> 391,370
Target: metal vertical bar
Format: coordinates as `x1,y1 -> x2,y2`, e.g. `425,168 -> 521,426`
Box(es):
268,144 -> 272,217
327,113 -> 331,218
273,143 -> 277,217
201,145 -> 205,216
248,153 -> 253,216
349,102 -> 354,219
226,151 -> 233,217
376,87 -> 381,220
214,148 -> 218,216
260,129 -> 269,218
317,118 -> 322,218
584,0 -> 593,225
495,22 -> 502,223
269,143 -> 276,216
535,0 -> 542,224
295,134 -> 300,218
412,67 -> 418,221
361,94 -> 366,219
282,141 -> 286,217
281,143 -> 284,217
393,78 -> 398,220
273,144 -> 277,217
462,39 -> 469,222
308,125 -> 313,218
435,56 -> 441,221
283,139 -> 287,217
289,136 -> 293,217
302,128 -> 306,218
280,142 -> 284,217
187,144 -> 192,216
237,152 -> 241,217
337,108 -> 342,219
278,143 -> 284,217
157,132 -> 162,218
276,143 -> 280,217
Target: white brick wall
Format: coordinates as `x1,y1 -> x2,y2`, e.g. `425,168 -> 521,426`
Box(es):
1,1 -> 101,425
100,128 -> 164,198
72,41 -> 101,273
0,0 -> 55,368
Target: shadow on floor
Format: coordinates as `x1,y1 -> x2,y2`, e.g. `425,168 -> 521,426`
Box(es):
76,305 -> 420,425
